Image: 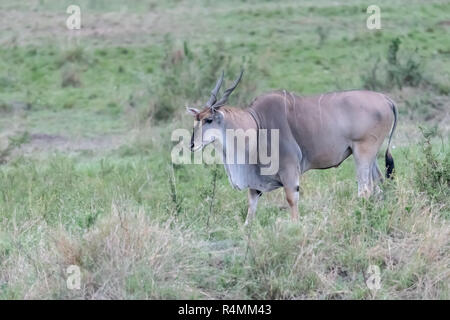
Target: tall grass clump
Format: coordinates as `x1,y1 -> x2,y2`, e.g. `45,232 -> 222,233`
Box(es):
200,164 -> 222,231
167,164 -> 184,217
0,202 -> 211,299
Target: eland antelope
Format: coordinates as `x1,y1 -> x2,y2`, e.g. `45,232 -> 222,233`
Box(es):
187,71 -> 397,225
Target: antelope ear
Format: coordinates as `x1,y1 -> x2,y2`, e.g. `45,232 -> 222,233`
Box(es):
186,107 -> 200,116
212,107 -> 224,122
210,105 -> 222,114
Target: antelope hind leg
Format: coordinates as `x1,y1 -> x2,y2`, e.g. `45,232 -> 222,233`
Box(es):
244,189 -> 262,226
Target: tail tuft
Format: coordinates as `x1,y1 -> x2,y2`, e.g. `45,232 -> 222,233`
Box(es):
385,149 -> 395,179
384,95 -> 397,180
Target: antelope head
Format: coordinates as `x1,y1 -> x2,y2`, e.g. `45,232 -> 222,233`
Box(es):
187,70 -> 244,152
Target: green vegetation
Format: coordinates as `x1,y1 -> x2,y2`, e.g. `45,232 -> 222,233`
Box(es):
414,127 -> 450,206
0,0 -> 448,299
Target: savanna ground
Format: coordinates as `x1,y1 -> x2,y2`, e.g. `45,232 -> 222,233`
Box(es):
0,0 -> 449,299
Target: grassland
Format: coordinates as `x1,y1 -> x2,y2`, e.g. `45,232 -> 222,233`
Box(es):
0,0 -> 449,299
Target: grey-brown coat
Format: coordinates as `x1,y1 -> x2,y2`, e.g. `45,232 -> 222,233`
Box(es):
188,72 -> 397,225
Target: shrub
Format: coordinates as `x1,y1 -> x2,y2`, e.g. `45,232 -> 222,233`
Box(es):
57,46 -> 90,68
401,95 -> 444,121
0,131 -> 30,164
61,65 -> 82,88
0,101 -> 13,113
315,26 -> 329,47
362,38 -> 423,90
414,126 -> 450,205
386,38 -> 422,89
361,57 -> 382,91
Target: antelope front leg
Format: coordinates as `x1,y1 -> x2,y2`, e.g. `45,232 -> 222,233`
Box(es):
245,189 -> 262,226
284,186 -> 299,221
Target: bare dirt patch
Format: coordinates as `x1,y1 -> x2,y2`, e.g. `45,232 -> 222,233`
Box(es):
0,8 -> 209,47
18,132 -> 125,155
437,20 -> 450,26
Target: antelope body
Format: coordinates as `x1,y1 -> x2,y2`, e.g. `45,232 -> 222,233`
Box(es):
188,71 -> 397,225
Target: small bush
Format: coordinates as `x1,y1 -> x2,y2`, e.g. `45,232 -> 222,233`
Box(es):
57,47 -> 89,67
414,126 -> 450,205
386,38 -> 422,89
362,38 -> 423,90
61,65 -> 82,88
315,26 -> 330,47
0,101 -> 13,113
0,131 -> 30,164
361,58 -> 382,91
401,95 -> 443,121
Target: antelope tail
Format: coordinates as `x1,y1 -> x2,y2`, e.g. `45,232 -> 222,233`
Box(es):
384,97 -> 398,179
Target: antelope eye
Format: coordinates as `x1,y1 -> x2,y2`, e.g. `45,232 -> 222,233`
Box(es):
204,118 -> 213,124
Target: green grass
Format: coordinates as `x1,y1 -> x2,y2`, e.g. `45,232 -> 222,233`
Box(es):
0,137 -> 448,299
0,0 -> 448,299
